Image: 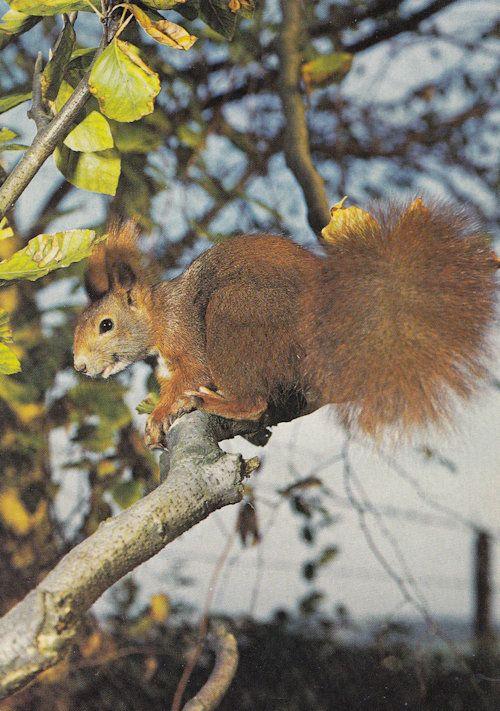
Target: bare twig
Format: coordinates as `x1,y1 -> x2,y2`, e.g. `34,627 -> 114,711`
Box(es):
27,52 -> 51,131
277,0 -> 331,236
182,625 -> 239,711
0,411 -> 258,701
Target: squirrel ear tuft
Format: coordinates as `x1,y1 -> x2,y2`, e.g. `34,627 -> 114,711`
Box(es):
85,243 -> 110,301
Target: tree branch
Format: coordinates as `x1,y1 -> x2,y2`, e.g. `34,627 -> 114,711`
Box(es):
182,625 -> 239,711
0,411 -> 257,701
277,0 -> 331,236
339,0 -> 456,53
0,20 -> 118,220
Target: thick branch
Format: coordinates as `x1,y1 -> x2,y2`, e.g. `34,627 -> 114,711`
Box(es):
277,0 -> 330,236
0,411 -> 255,700
183,625 -> 239,711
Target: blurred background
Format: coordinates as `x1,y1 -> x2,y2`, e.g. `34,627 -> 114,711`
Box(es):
0,0 -> 498,708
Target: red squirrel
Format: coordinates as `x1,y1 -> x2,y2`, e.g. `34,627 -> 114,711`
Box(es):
73,199 -> 498,448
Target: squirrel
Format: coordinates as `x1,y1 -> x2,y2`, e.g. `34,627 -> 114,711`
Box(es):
73,199 -> 498,449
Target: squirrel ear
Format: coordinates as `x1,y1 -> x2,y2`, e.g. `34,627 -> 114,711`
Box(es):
113,261 -> 136,291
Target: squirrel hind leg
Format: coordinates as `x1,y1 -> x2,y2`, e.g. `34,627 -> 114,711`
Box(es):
185,386 -> 267,421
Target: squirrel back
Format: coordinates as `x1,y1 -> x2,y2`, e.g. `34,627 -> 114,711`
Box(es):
304,199 -> 498,436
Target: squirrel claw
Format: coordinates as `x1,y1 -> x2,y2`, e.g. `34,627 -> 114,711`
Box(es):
145,399 -> 195,449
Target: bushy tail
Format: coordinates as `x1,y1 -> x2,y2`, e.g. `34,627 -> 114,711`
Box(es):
307,199 -> 498,437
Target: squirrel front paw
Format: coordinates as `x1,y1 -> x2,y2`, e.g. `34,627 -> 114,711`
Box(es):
145,398 -> 194,449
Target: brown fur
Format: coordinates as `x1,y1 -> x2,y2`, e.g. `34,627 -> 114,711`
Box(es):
303,200 -> 498,436
73,201 -> 498,446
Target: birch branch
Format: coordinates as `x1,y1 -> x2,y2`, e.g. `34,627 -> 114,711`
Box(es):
0,411 -> 258,701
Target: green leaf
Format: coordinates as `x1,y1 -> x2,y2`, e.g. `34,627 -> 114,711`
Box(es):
0,229 -> 105,282
110,120 -> 162,153
0,9 -> 39,49
53,79 -> 74,112
0,308 -> 13,344
54,144 -> 121,195
9,0 -> 94,16
89,39 -> 160,122
64,111 -> 114,152
0,218 -> 14,240
302,53 -> 353,87
0,128 -> 17,143
136,391 -> 160,415
140,0 -> 181,9
175,0 -> 199,21
41,19 -> 76,101
111,480 -> 144,509
199,0 -> 238,40
0,91 -> 32,115
128,5 -> 196,49
0,343 -> 21,374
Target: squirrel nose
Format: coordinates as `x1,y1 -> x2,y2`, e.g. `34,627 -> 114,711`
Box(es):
74,359 -> 87,374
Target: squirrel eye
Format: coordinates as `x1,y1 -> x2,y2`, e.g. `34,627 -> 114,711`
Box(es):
99,318 -> 114,334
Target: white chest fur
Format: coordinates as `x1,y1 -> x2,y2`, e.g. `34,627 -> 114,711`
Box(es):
156,354 -> 173,381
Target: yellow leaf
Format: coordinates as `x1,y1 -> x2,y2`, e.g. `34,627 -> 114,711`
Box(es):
321,197 -> 379,244
96,459 -> 118,478
0,488 -> 43,535
149,593 -> 170,622
0,217 -> 13,240
406,196 -> 430,217
128,5 -> 197,50
16,402 -> 45,424
302,53 -> 353,88
0,286 -> 19,312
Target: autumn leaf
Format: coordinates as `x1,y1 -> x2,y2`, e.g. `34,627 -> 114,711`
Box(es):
128,5 -> 197,50
302,52 -> 353,89
321,197 -> 378,243
149,593 -> 170,622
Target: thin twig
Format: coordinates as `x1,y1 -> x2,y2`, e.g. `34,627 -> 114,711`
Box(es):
27,52 -> 51,131
171,530 -> 236,711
